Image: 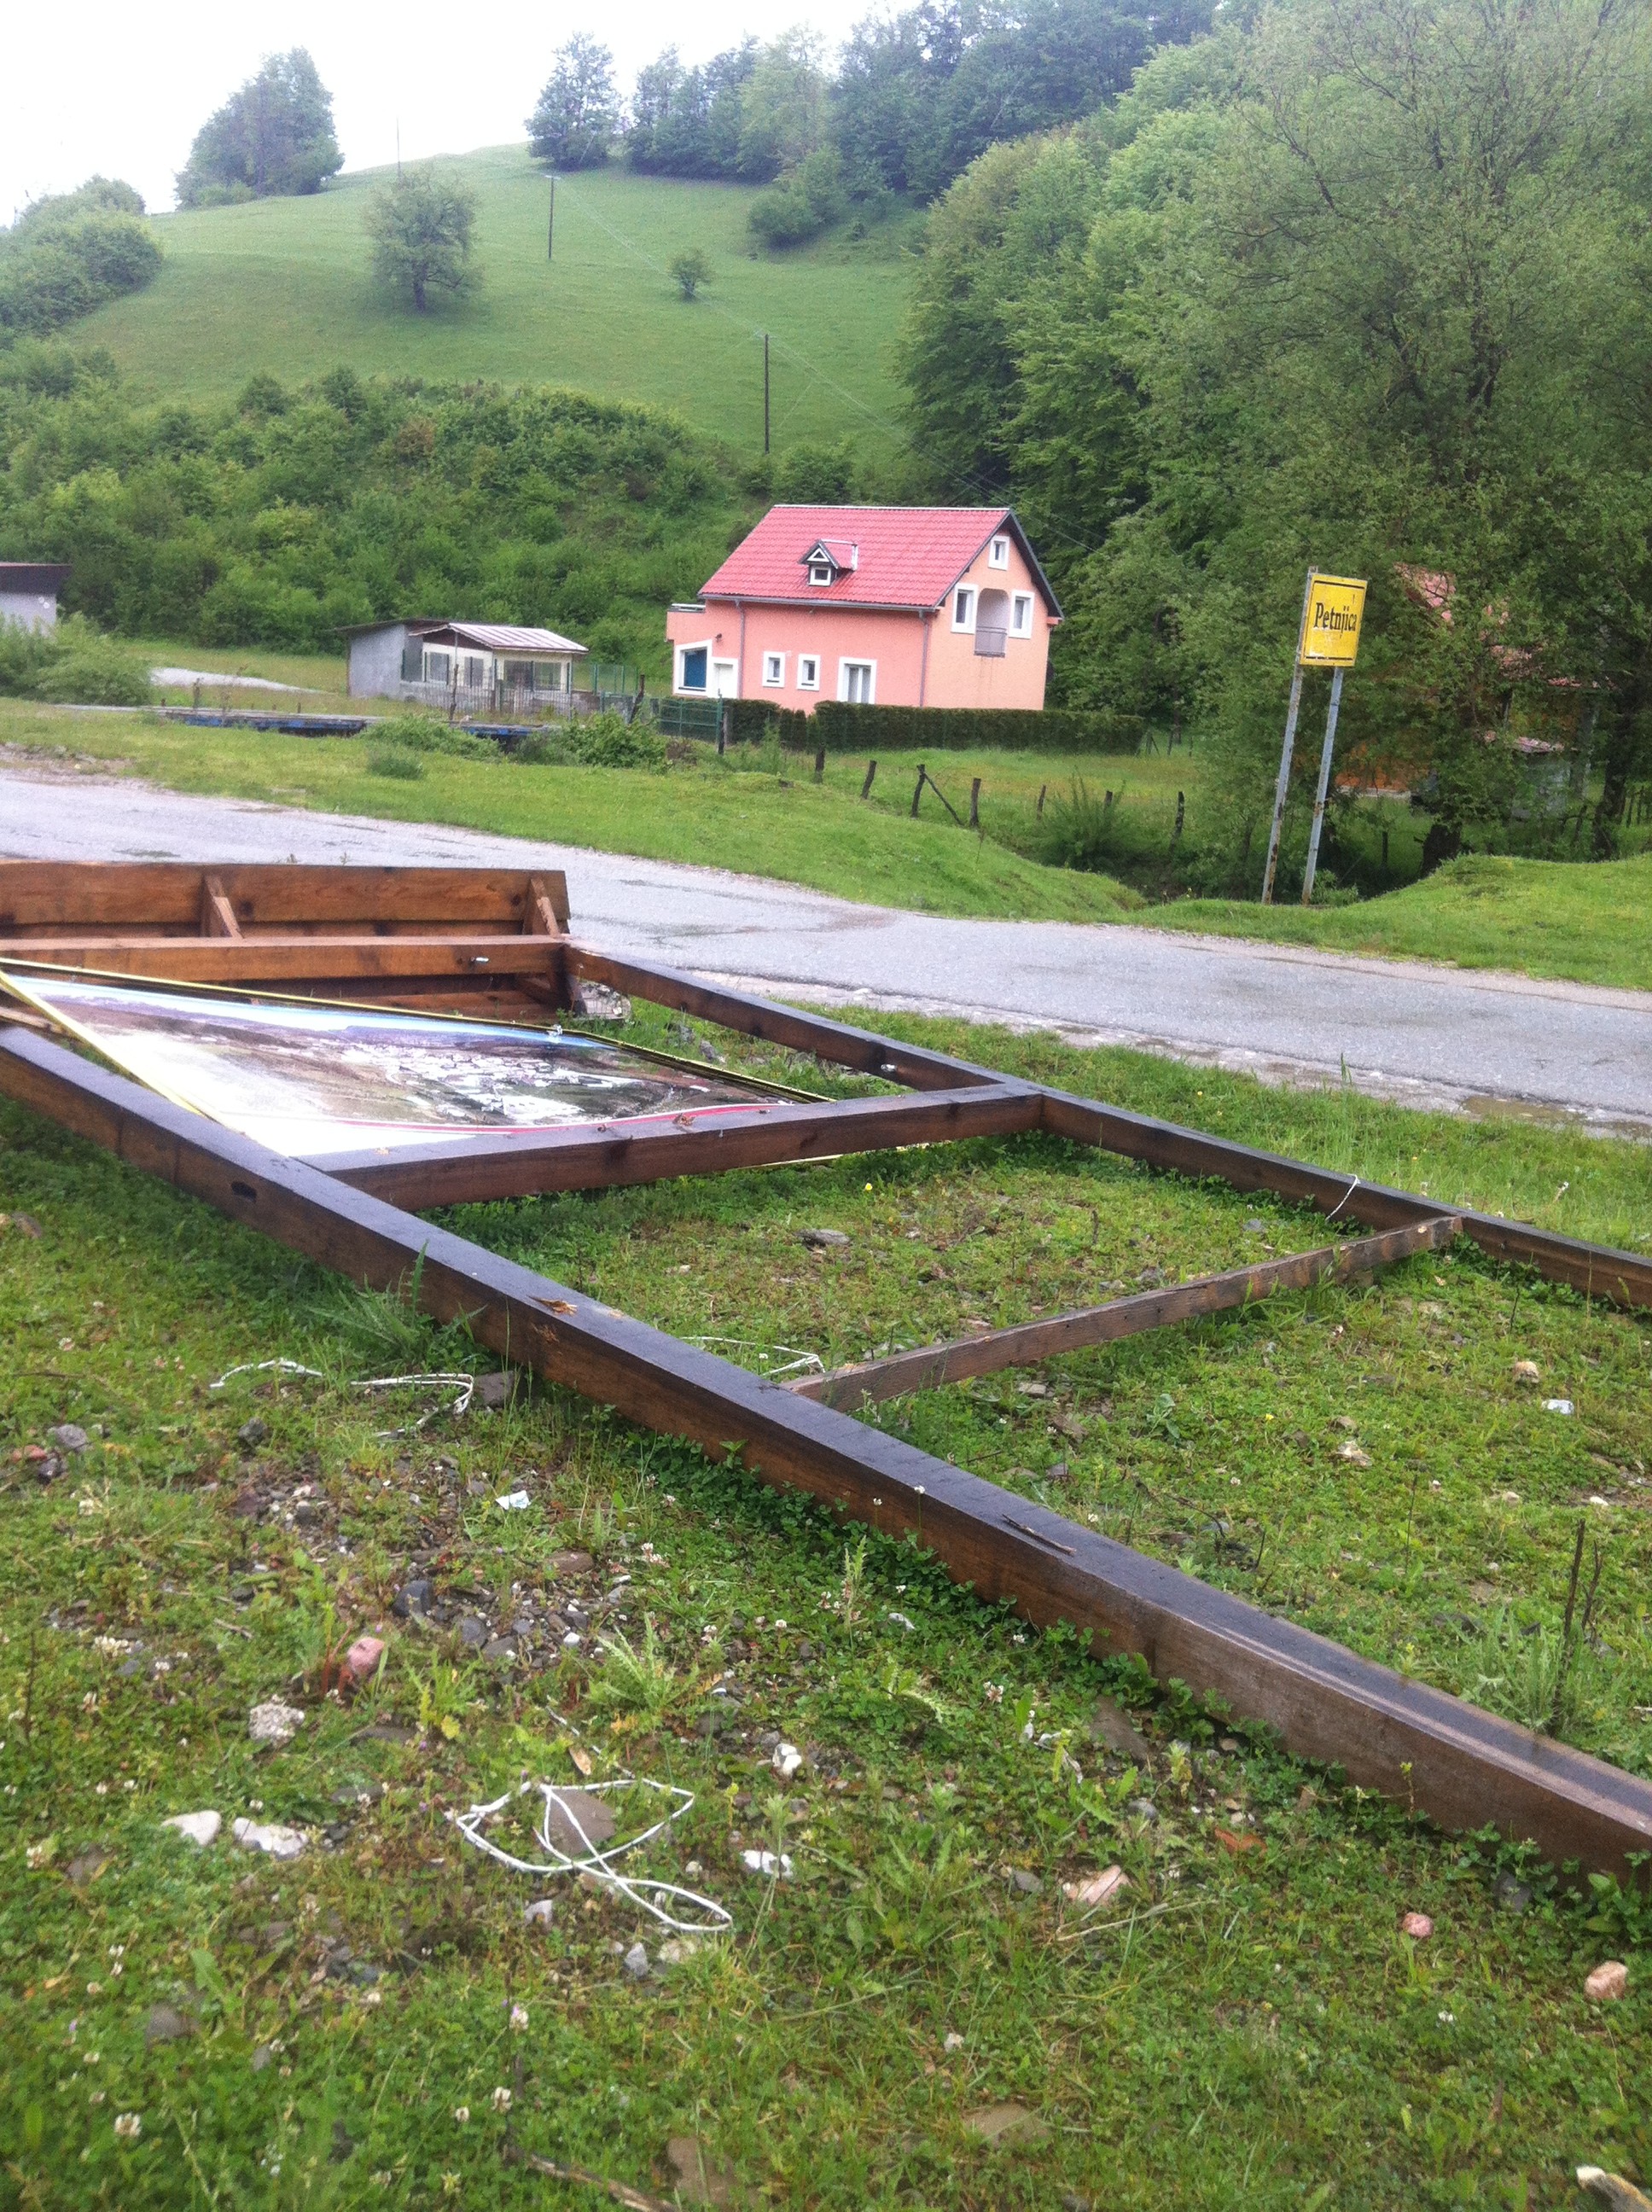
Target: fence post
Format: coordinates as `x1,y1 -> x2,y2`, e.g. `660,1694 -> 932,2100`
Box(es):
1037,784 -> 1047,819
969,777 -> 980,830
860,759 -> 877,800
911,765 -> 926,819
814,747 -> 824,783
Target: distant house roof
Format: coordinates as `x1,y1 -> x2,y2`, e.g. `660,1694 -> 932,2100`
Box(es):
428,621 -> 585,656
336,617 -> 585,655
698,507 -> 1062,618
0,563 -> 72,594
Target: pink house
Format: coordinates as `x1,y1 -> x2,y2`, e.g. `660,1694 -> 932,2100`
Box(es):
666,505 -> 1062,714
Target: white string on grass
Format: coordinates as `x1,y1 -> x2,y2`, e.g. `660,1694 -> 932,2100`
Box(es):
208,1359 -> 477,1436
451,1777 -> 732,1938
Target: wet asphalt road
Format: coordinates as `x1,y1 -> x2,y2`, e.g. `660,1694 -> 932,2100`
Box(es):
3,765 -> 1649,1133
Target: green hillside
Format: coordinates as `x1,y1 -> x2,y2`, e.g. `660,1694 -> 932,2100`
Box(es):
73,148 -> 912,454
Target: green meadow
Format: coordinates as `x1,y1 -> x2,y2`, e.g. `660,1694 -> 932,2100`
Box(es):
75,150 -> 913,455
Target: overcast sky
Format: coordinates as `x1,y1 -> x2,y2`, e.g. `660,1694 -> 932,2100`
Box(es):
3,1 -> 843,219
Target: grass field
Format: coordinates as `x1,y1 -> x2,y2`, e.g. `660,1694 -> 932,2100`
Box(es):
10,698 -> 1652,992
75,151 -> 913,457
2,1014 -> 1649,2208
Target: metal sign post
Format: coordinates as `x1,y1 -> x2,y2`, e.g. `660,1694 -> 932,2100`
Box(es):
1260,570 -> 1368,905
1260,571 -> 1315,904
1301,667 -> 1346,904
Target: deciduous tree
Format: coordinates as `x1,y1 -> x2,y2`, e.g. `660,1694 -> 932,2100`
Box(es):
365,169 -> 480,314
526,35 -> 619,170
177,50 -> 342,206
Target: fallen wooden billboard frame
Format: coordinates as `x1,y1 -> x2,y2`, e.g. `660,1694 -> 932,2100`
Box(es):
3,862 -> 1651,1881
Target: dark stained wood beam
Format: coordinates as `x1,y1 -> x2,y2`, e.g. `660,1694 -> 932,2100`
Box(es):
2,935 -> 565,985
792,1216 -> 1461,1407
311,1083 -> 1043,1208
3,1022 -> 1649,1880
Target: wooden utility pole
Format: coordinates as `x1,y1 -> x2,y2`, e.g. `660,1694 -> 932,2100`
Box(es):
763,334 -> 771,455
548,174 -> 556,261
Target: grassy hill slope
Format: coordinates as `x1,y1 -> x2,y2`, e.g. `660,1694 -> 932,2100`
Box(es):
73,148 -> 912,455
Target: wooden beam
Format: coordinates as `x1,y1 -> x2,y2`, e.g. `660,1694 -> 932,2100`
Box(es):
2,936 -> 565,985
1038,1090 -> 1652,1313
793,1217 -> 1460,1407
3,1022 -> 1650,1880
525,872 -> 570,936
200,874 -> 241,940
311,1083 -> 1044,1207
568,946 -> 1008,1093
0,860 -> 568,934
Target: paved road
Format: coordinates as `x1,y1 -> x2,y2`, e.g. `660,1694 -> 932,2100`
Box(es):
3,765 -> 1649,1133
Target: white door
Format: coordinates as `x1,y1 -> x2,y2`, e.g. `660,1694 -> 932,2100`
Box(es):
711,659 -> 739,698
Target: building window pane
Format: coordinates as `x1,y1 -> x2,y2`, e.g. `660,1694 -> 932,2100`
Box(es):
798,656 -> 819,690
680,647 -> 707,691
953,588 -> 974,630
763,653 -> 785,686
989,537 -> 1009,568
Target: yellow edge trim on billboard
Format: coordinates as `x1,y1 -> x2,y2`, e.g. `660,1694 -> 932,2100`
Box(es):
1299,572 -> 1368,667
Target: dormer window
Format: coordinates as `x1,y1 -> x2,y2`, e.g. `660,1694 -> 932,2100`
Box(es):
989,536 -> 1010,568
808,561 -> 835,587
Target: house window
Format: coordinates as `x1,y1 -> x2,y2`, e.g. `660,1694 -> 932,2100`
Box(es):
809,562 -> 835,587
422,649 -> 451,686
989,536 -> 1010,568
1010,593 -> 1034,637
797,654 -> 820,691
839,659 -> 875,706
762,651 -> 786,687
462,655 -> 487,688
952,587 -> 975,632
679,645 -> 708,692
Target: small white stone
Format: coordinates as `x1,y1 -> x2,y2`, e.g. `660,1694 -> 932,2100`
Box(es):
522,1899 -> 556,1927
741,1848 -> 794,1879
495,1490 -> 531,1512
943,2031 -> 966,2052
1544,1399 -> 1575,1416
162,1811 -> 221,1847
247,1701 -> 304,1747
232,1818 -> 305,1860
623,1941 -> 650,1979
771,1741 -> 804,1779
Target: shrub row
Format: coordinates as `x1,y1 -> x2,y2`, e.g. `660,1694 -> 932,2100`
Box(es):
725,699 -> 1144,754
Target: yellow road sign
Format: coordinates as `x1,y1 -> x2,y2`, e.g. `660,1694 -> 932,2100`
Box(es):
1298,573 -> 1368,667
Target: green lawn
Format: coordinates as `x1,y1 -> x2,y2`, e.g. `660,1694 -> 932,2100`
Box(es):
77,151 -> 911,454
1158,854 -> 1652,991
2,1015 -> 1649,2208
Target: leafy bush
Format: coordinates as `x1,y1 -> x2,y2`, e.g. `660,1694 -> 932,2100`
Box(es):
746,701 -> 1145,754
1026,778 -> 1128,872
748,147 -> 849,247
516,713 -> 666,769
0,178 -> 160,336
0,614 -> 150,705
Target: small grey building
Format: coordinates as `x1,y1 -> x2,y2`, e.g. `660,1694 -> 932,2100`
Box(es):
340,617 -> 587,706
0,563 -> 71,634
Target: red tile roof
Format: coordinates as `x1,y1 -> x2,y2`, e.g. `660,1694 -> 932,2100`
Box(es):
697,506 -> 1061,615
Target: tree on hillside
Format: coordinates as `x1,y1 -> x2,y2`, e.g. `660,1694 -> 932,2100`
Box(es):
667,248 -> 712,300
899,0 -> 1652,866
735,29 -> 830,181
626,43 -> 757,177
0,177 -> 162,335
526,35 -> 619,169
365,169 -> 480,313
177,49 -> 342,207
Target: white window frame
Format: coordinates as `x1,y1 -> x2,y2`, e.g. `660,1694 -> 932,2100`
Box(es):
838,657 -> 876,706
952,586 -> 976,632
989,536 -> 1010,569
1010,592 -> 1034,638
808,562 -> 835,587
797,654 -> 820,692
676,639 -> 714,693
762,650 -> 786,688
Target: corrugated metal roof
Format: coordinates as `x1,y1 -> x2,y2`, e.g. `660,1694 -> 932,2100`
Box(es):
696,507 -> 1061,617
435,621 -> 586,655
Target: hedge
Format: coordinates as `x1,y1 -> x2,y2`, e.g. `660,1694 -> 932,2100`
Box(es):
726,700 -> 1145,754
